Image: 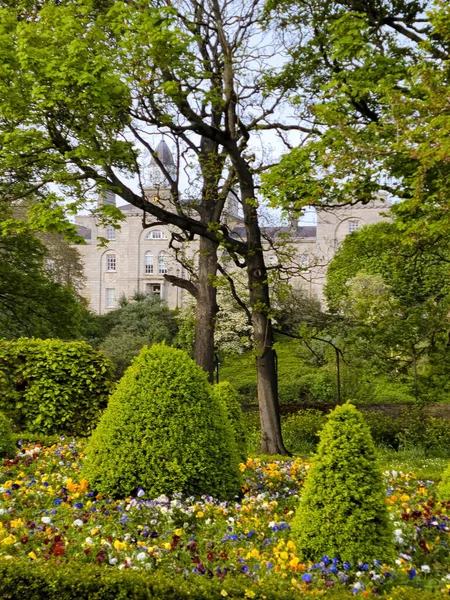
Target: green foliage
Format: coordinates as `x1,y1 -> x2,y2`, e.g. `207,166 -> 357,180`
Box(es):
282,409 -> 326,455
82,344 -> 241,499
0,338 -> 113,435
0,412 -> 16,458
91,294 -> 179,378
438,462 -> 450,501
292,403 -> 393,563
213,381 -> 248,462
0,220 -> 87,339
0,558 -> 390,600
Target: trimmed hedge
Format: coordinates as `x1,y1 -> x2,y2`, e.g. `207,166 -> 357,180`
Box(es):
82,344 -> 241,499
0,411 -> 15,457
213,381 -> 248,462
0,559 -> 445,599
0,338 -> 113,435
292,403 -> 393,563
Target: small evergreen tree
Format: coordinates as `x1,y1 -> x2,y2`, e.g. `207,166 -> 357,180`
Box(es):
82,344 -> 241,499
292,402 -> 393,564
0,412 -> 15,458
213,381 -> 248,462
438,464 -> 450,501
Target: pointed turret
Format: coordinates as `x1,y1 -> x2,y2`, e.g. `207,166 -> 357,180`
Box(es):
148,139 -> 176,188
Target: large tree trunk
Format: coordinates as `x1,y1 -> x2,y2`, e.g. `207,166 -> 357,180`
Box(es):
194,235 -> 219,382
238,177 -> 288,454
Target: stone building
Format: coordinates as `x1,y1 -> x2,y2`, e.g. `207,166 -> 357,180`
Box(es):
75,141 -> 390,314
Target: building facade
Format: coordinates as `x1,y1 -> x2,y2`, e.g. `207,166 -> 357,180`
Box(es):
75,141 -> 390,314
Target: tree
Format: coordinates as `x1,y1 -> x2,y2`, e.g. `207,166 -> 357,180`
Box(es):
0,0 -> 309,453
262,0 -> 450,247
293,403 -> 393,563
325,222 -> 450,401
96,293 -> 179,378
0,218 -> 87,339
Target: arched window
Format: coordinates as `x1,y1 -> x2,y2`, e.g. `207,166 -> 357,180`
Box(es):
146,230 -> 166,240
144,251 -> 154,274
106,254 -> 116,272
158,251 -> 167,274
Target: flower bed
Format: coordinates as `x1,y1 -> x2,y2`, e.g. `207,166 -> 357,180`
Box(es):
1,440 -> 450,596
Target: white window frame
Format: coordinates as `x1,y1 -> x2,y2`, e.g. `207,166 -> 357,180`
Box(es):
105,225 -> 116,241
144,251 -> 154,274
105,288 -> 116,309
146,283 -> 161,297
158,251 -> 167,274
348,220 -> 360,233
300,254 -> 309,269
106,254 -> 116,272
146,230 -> 167,240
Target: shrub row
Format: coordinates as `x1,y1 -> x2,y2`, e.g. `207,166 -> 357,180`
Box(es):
282,408 -> 450,455
0,559 -> 441,600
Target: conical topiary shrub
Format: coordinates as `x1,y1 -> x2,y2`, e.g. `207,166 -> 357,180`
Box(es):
213,381 -> 248,462
292,402 -> 393,564
82,344 -> 241,499
438,464 -> 450,501
0,411 -> 16,458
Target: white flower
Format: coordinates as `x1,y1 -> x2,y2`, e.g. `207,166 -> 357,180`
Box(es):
136,552 -> 147,561
41,517 -> 51,524
73,519 -> 83,527
137,489 -> 145,498
109,558 -> 118,565
85,538 -> 94,545
421,565 -> 431,573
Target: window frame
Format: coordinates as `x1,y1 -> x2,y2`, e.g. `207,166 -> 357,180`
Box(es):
158,251 -> 167,274
105,288 -> 116,309
144,251 -> 154,274
106,254 -> 116,272
105,225 -> 116,241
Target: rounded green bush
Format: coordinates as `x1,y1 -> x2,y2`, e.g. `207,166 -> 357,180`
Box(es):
292,402 -> 393,564
82,344 -> 241,499
213,381 -> 248,462
0,411 -> 16,458
0,338 -> 113,435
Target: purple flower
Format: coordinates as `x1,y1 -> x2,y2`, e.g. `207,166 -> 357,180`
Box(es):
302,574 -> 312,583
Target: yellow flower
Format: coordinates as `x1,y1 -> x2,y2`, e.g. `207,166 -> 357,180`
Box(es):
113,539 -> 127,551
221,591 -> 228,597
28,551 -> 37,560
10,519 -> 23,529
239,463 -> 247,472
196,511 -> 204,518
1,535 -> 16,546
175,528 -> 183,537
244,590 -> 256,598
164,542 -> 172,550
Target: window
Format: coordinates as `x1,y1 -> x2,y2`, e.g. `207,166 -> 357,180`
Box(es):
300,254 -> 309,269
105,288 -> 116,309
158,251 -> 167,274
146,230 -> 166,240
348,220 -> 360,233
106,254 -> 116,271
146,283 -> 161,297
105,226 -> 116,241
144,251 -> 154,274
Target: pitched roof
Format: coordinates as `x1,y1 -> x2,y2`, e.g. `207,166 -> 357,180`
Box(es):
232,225 -> 316,240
